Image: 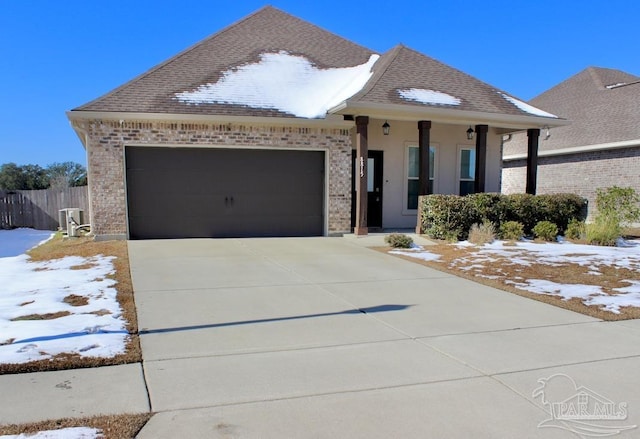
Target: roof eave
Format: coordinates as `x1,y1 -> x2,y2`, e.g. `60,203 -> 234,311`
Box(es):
328,101 -> 568,131
503,138 -> 640,161
67,110 -> 353,128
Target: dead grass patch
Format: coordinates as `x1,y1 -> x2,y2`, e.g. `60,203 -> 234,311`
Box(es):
0,412 -> 152,439
1,339 -> 15,346
381,242 -> 640,321
69,262 -> 98,270
63,294 -> 90,307
88,309 -> 112,316
19,300 -> 35,306
0,235 -> 142,375
11,311 -> 71,321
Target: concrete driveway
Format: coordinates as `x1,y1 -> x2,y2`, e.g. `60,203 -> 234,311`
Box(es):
129,237 -> 640,438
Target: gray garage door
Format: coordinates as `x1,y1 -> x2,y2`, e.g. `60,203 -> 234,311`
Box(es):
125,147 -> 325,239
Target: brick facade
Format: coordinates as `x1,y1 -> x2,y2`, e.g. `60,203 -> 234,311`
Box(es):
80,119 -> 353,238
502,146 -> 640,218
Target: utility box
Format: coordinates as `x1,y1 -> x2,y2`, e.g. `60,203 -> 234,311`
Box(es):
59,208 -> 85,237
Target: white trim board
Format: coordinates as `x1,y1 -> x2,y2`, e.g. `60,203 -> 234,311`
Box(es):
503,139 -> 640,161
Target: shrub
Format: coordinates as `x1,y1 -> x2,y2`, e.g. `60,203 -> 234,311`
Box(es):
565,219 -> 586,240
384,233 -> 413,248
421,195 -> 477,240
420,193 -> 586,241
595,186 -> 640,226
499,221 -> 524,240
538,193 -> 588,234
465,193 -> 504,225
586,217 -> 621,246
502,193 -> 537,234
468,221 -> 496,245
533,221 -> 558,242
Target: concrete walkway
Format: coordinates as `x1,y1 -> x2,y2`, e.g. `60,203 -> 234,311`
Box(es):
1,236 -> 639,438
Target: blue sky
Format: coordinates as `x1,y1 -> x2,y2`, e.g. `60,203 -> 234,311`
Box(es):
2,0 -> 638,167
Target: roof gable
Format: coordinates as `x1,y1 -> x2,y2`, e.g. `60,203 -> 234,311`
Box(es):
504,66 -> 640,155
75,6 -> 376,117
72,7 -> 559,124
530,67 -> 640,149
346,45 -> 554,118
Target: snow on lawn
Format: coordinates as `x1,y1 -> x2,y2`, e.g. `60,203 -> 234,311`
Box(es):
0,230 -> 127,364
392,239 -> 640,314
0,427 -> 101,439
0,228 -> 53,258
175,51 -> 379,118
390,246 -> 441,262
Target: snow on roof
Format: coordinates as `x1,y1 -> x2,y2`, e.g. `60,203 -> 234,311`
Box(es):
499,93 -> 558,118
605,82 -> 626,89
398,88 -> 461,106
175,51 -> 379,118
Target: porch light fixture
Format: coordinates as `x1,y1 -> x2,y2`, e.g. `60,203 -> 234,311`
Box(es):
382,121 -> 390,136
466,126 -> 474,140
543,125 -> 551,140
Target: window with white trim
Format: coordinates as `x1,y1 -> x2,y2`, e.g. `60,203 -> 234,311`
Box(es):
458,147 -> 475,196
407,145 -> 436,210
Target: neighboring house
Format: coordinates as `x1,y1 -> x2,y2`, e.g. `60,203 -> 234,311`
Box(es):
502,67 -> 640,217
68,6 -> 561,240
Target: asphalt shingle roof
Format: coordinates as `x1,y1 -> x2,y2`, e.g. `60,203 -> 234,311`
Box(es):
504,67 -> 640,155
346,44 -> 536,117
75,6 -> 374,117
73,6 -> 560,122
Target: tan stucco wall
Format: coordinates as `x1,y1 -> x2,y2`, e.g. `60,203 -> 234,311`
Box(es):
356,119 -> 503,229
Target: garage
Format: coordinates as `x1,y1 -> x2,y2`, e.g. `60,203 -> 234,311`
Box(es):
125,146 -> 325,239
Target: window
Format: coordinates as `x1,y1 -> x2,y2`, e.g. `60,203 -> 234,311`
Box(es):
407,145 -> 435,210
458,147 -> 475,196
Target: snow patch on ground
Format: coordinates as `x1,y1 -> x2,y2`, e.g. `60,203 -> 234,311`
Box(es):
0,228 -> 53,258
499,93 -> 558,118
0,230 -> 127,364
398,239 -> 640,313
397,88 -> 461,106
175,51 -> 379,118
0,427 -> 102,438
479,240 -> 640,313
389,248 -> 441,261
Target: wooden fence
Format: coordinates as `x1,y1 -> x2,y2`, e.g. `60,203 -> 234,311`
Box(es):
0,186 -> 89,231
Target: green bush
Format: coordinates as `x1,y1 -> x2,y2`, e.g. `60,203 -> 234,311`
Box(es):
565,219 -> 586,240
420,193 -> 586,241
465,193 -> 505,225
499,221 -> 524,240
595,186 -> 640,226
501,193 -> 537,234
537,193 -> 588,234
468,221 -> 496,245
586,217 -> 621,246
421,195 -> 478,240
533,221 -> 558,241
384,233 -> 413,248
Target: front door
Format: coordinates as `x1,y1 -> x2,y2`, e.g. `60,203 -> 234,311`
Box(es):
351,150 -> 383,231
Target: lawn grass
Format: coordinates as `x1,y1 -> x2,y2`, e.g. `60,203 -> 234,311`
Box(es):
0,234 -> 142,374
0,413 -> 152,439
382,241 -> 640,321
